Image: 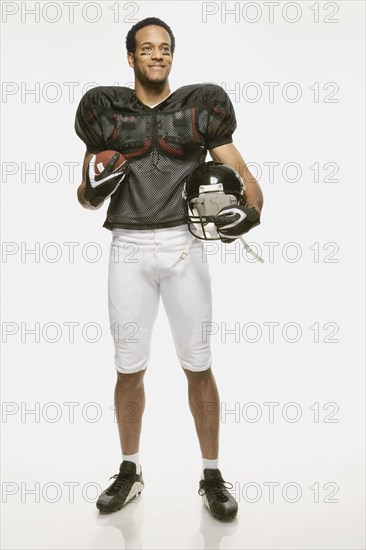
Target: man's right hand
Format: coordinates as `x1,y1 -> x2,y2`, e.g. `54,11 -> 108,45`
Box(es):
84,151 -> 129,208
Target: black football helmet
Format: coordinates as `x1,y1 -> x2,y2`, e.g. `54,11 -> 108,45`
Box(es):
182,161 -> 246,240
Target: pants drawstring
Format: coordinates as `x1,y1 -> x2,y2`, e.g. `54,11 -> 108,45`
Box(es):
166,234 -> 197,269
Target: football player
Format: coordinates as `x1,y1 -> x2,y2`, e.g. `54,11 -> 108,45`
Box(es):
75,17 -> 263,521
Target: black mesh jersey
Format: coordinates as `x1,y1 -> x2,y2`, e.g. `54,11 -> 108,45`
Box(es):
75,83 -> 237,230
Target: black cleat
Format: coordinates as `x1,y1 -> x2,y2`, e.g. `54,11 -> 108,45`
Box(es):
96,461 -> 144,514
198,468 -> 238,521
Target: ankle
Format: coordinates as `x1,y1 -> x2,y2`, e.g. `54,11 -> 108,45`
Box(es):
201,457 -> 219,479
122,451 -> 141,474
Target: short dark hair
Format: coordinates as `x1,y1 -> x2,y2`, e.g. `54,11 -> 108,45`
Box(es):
125,17 -> 175,54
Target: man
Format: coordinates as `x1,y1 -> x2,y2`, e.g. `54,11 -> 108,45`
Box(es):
75,17 -> 263,521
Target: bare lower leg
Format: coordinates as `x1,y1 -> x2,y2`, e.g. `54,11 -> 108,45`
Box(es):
114,370 -> 146,455
183,368 -> 220,459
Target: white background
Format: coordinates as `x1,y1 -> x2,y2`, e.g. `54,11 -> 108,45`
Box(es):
1,1 -> 365,548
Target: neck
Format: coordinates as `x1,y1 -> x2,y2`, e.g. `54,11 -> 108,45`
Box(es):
134,80 -> 171,107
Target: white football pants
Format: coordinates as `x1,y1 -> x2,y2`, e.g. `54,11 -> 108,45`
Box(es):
108,225 -> 213,374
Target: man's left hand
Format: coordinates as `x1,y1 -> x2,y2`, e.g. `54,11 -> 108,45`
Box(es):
215,205 -> 261,242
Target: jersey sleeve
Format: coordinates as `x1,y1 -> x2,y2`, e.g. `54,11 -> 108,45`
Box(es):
74,88 -> 106,154
203,84 -> 237,150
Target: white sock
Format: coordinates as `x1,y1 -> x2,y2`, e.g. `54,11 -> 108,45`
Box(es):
201,457 -> 219,480
122,451 -> 141,475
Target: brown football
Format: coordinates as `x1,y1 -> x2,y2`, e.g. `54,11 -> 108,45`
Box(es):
93,150 -> 126,175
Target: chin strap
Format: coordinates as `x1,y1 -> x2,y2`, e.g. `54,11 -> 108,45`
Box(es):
166,233 -> 264,269
238,236 -> 265,263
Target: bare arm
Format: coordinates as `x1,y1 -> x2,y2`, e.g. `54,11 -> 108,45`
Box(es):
209,143 -> 264,214
76,151 -> 103,210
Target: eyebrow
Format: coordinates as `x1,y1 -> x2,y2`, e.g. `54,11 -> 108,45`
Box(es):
140,41 -> 171,47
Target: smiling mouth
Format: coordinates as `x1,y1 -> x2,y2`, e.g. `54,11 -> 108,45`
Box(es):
149,65 -> 165,68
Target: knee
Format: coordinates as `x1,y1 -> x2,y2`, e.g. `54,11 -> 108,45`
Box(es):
116,369 -> 146,388
183,366 -> 213,385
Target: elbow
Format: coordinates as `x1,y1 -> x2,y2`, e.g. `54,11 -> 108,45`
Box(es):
77,185 -> 103,210
77,185 -> 86,207
77,184 -> 92,209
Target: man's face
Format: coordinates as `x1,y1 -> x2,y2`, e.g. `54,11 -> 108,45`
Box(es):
128,25 -> 173,86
